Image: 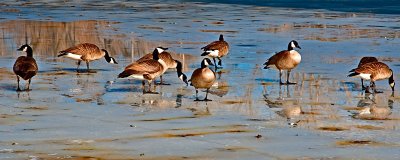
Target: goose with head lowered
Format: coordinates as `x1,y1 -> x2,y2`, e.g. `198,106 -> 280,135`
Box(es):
118,47 -> 188,94
354,56 -> 378,90
136,48 -> 186,85
348,61 -> 395,94
57,43 -> 117,72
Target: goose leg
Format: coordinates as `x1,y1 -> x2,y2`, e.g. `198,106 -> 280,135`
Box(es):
156,75 -> 170,85
194,89 -> 201,101
286,70 -> 296,85
26,78 -> 31,91
76,60 -> 81,72
144,80 -> 158,94
217,57 -> 222,66
203,88 -> 212,101
16,76 -> 21,91
361,79 -> 366,90
279,70 -> 284,85
365,81 -> 372,94
372,81 -> 383,93
213,58 -> 218,71
142,80 -> 146,93
86,61 -> 91,73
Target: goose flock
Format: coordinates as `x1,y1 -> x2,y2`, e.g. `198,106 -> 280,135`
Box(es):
13,34 -> 395,102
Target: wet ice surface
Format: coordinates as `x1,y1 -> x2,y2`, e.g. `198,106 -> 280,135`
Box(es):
1,0 -> 400,159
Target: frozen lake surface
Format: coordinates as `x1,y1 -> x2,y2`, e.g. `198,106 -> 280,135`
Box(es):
1,1 -> 400,159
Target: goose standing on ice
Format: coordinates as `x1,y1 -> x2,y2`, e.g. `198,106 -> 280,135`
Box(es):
13,44 -> 38,91
264,40 -> 302,85
58,43 -> 117,72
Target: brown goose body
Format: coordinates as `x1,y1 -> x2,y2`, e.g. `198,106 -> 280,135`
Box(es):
201,35 -> 229,58
351,62 -> 392,82
263,40 -> 301,85
201,34 -> 229,68
264,50 -> 301,70
119,59 -> 164,81
135,49 -> 189,85
137,51 -> 177,69
14,44 -> 38,91
60,43 -> 104,61
358,57 -> 378,67
13,56 -> 38,80
58,43 -> 117,72
190,67 -> 216,89
190,58 -> 216,101
118,47 -> 185,93
348,61 -> 395,93
355,57 -> 379,89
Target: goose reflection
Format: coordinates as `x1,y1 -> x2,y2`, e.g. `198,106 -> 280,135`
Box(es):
353,93 -> 393,120
264,85 -> 302,121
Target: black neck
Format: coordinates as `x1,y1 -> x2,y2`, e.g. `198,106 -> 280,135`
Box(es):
104,50 -> 111,61
201,61 -> 207,68
26,47 -> 33,57
152,49 -> 159,60
389,71 -> 395,84
287,43 -> 294,51
175,60 -> 183,75
219,35 -> 224,41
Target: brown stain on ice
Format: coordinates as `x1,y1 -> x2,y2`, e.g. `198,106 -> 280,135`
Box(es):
0,67 -> 14,80
217,146 -> 251,152
318,126 -> 349,131
138,25 -> 164,30
142,129 -> 251,138
354,125 -> 384,130
200,29 -> 238,33
136,116 -> 197,122
76,98 -> 93,103
211,21 -> 224,25
336,140 -> 391,147
221,100 -> 246,104
21,106 -> 49,110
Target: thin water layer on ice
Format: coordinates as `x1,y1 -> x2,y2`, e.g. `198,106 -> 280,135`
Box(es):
1,1 -> 400,159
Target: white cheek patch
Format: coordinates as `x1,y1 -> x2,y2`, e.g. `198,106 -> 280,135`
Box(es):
206,50 -> 219,57
156,48 -> 164,53
109,58 -> 115,64
23,47 -> 28,52
291,42 -> 296,48
359,73 -> 371,80
179,75 -> 183,81
65,53 -> 83,60
204,59 -> 209,66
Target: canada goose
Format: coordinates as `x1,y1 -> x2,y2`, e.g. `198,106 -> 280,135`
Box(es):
263,40 -> 301,85
57,43 -> 117,72
190,58 -> 216,101
348,61 -> 395,93
201,34 -> 229,69
13,44 -> 38,91
136,49 -> 186,85
118,47 -> 187,94
355,57 -> 379,90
